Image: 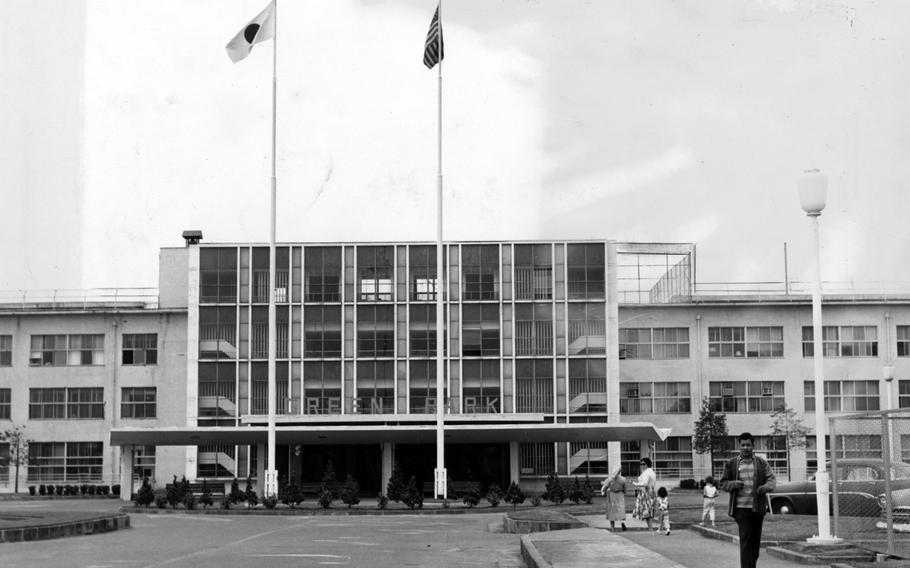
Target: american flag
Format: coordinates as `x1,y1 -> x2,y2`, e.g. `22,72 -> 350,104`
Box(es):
423,6 -> 444,69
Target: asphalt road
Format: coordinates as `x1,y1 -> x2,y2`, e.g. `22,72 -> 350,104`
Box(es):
0,510 -> 525,568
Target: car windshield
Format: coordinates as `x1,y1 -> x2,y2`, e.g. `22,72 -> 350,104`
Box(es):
892,463 -> 910,480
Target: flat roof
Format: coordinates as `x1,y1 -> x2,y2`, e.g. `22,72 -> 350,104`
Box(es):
110,422 -> 671,446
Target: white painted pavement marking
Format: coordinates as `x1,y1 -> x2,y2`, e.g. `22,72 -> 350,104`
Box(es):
142,514 -> 232,522
249,554 -> 351,559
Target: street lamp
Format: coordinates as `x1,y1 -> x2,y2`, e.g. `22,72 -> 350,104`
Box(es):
798,169 -> 842,544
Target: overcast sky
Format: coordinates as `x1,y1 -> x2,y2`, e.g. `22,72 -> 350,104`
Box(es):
2,0 -> 909,292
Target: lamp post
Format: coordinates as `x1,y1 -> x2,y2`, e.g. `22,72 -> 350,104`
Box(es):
799,169 -> 841,544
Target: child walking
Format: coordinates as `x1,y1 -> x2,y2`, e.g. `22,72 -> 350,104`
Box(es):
655,486 -> 670,535
700,475 -> 718,527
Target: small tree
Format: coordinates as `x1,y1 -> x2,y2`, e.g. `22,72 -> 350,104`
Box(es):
770,405 -> 810,480
2,425 -> 30,493
166,475 -> 185,508
228,477 -> 245,505
386,461 -> 406,502
544,472 -> 566,504
199,479 -> 214,510
485,483 -> 504,507
402,476 -> 423,510
692,396 -> 729,476
281,480 -> 304,508
244,476 -> 259,507
340,474 -> 360,508
568,476 -> 583,504
581,474 -> 596,504
461,482 -> 481,508
504,481 -> 525,508
135,477 -> 155,508
321,460 -> 339,500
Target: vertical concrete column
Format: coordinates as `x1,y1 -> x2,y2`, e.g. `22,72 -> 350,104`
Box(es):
256,444 -> 267,493
185,243 -> 200,478
606,241 -> 622,470
381,443 -> 394,496
119,445 -> 133,502
509,441 -> 520,484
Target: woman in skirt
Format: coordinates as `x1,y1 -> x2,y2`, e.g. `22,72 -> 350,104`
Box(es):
632,457 -> 657,530
600,467 -> 627,531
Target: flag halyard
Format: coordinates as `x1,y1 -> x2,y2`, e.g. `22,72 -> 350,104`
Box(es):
423,6 -> 443,69
226,1 -> 276,63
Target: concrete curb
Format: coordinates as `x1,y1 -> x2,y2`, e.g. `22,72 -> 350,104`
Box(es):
520,534 -> 551,568
0,513 -> 130,543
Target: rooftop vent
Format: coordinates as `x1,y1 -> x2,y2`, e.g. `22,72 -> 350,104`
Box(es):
182,230 -> 203,247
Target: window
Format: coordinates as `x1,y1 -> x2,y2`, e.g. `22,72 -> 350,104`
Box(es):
304,246 -> 342,302
409,360 -> 446,414
29,334 -> 104,366
251,247 -> 289,303
515,304 -> 553,356
29,441 -> 103,482
462,304 -> 500,356
67,388 -> 105,419
567,243 -> 605,300
0,335 -> 10,366
356,361 -> 394,414
304,305 -> 342,357
199,306 -> 237,360
569,359 -> 607,414
619,327 -> 689,359
303,361 -> 342,415
121,387 -> 157,419
357,246 -> 393,302
515,359 -> 553,413
621,441 -> 642,477
0,389 -> 9,419
462,245 -> 499,300
897,326 -> 910,357
900,380 -> 910,408
196,445 -> 236,478
198,362 -> 237,425
357,305 -> 394,357
708,381 -> 784,413
804,380 -> 880,412
409,246 -> 442,301
409,305 -> 445,357
620,382 -> 691,414
519,442 -> 554,476
567,303 -> 605,355
250,306 -> 288,359
570,441 -> 609,476
802,326 -> 878,357
708,327 -> 782,358
132,446 -> 156,483
199,247 -> 238,303
122,333 -> 157,365
514,244 -> 552,300
463,360 -> 500,413
29,388 -> 67,419
654,437 -> 693,478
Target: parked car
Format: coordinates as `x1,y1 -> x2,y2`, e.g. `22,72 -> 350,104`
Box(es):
769,458 -> 910,516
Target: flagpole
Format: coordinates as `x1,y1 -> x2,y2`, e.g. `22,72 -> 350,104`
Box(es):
265,0 -> 279,499
434,0 -> 447,500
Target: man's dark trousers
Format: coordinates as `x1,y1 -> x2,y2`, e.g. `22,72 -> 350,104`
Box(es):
733,508 -> 765,568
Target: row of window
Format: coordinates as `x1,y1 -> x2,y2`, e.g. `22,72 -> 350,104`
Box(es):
621,325 -> 908,359
200,244 -> 606,304
0,334 -> 158,368
0,388 -> 158,420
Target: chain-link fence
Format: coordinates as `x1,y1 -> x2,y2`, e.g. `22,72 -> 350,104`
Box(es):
831,409 -> 910,559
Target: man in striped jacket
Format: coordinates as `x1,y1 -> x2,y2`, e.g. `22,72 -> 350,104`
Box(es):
720,432 -> 777,568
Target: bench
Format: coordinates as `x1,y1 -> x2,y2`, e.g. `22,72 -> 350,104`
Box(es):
421,481 -> 477,496
165,481 -> 226,498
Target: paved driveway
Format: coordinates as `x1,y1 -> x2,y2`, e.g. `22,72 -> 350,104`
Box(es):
0,511 -> 524,568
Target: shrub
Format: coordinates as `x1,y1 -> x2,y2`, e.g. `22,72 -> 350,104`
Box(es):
321,460 -> 339,500
112,484 -> 121,496
47,484 -> 56,496
317,488 -> 334,509
531,494 -> 543,507
377,493 -> 389,510
568,477 -> 583,504
340,474 -> 360,508
221,495 -> 232,510
100,485 -> 110,496
504,481 -> 525,508
678,478 -> 699,490
228,478 -> 245,505
544,472 -> 566,504
39,485 -> 46,496
402,476 -> 423,510
183,491 -> 198,510
262,495 -> 278,509
154,490 -> 168,509
166,476 -> 185,508
461,482 -> 481,508
80,484 -> 88,496
386,462 -> 406,503
88,485 -> 97,496
244,477 -> 259,507
199,480 -> 214,510
581,475 -> 595,504
485,483 -> 503,508
280,480 -> 303,508
136,477 -> 155,508
28,486 -> 36,496
55,485 -> 64,496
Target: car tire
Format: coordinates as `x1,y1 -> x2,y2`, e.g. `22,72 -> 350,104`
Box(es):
772,499 -> 794,515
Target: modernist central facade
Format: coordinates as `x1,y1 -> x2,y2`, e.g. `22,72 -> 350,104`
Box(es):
1,234 -> 909,498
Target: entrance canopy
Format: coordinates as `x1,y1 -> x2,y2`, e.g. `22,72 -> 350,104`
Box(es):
110,421 -> 671,446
